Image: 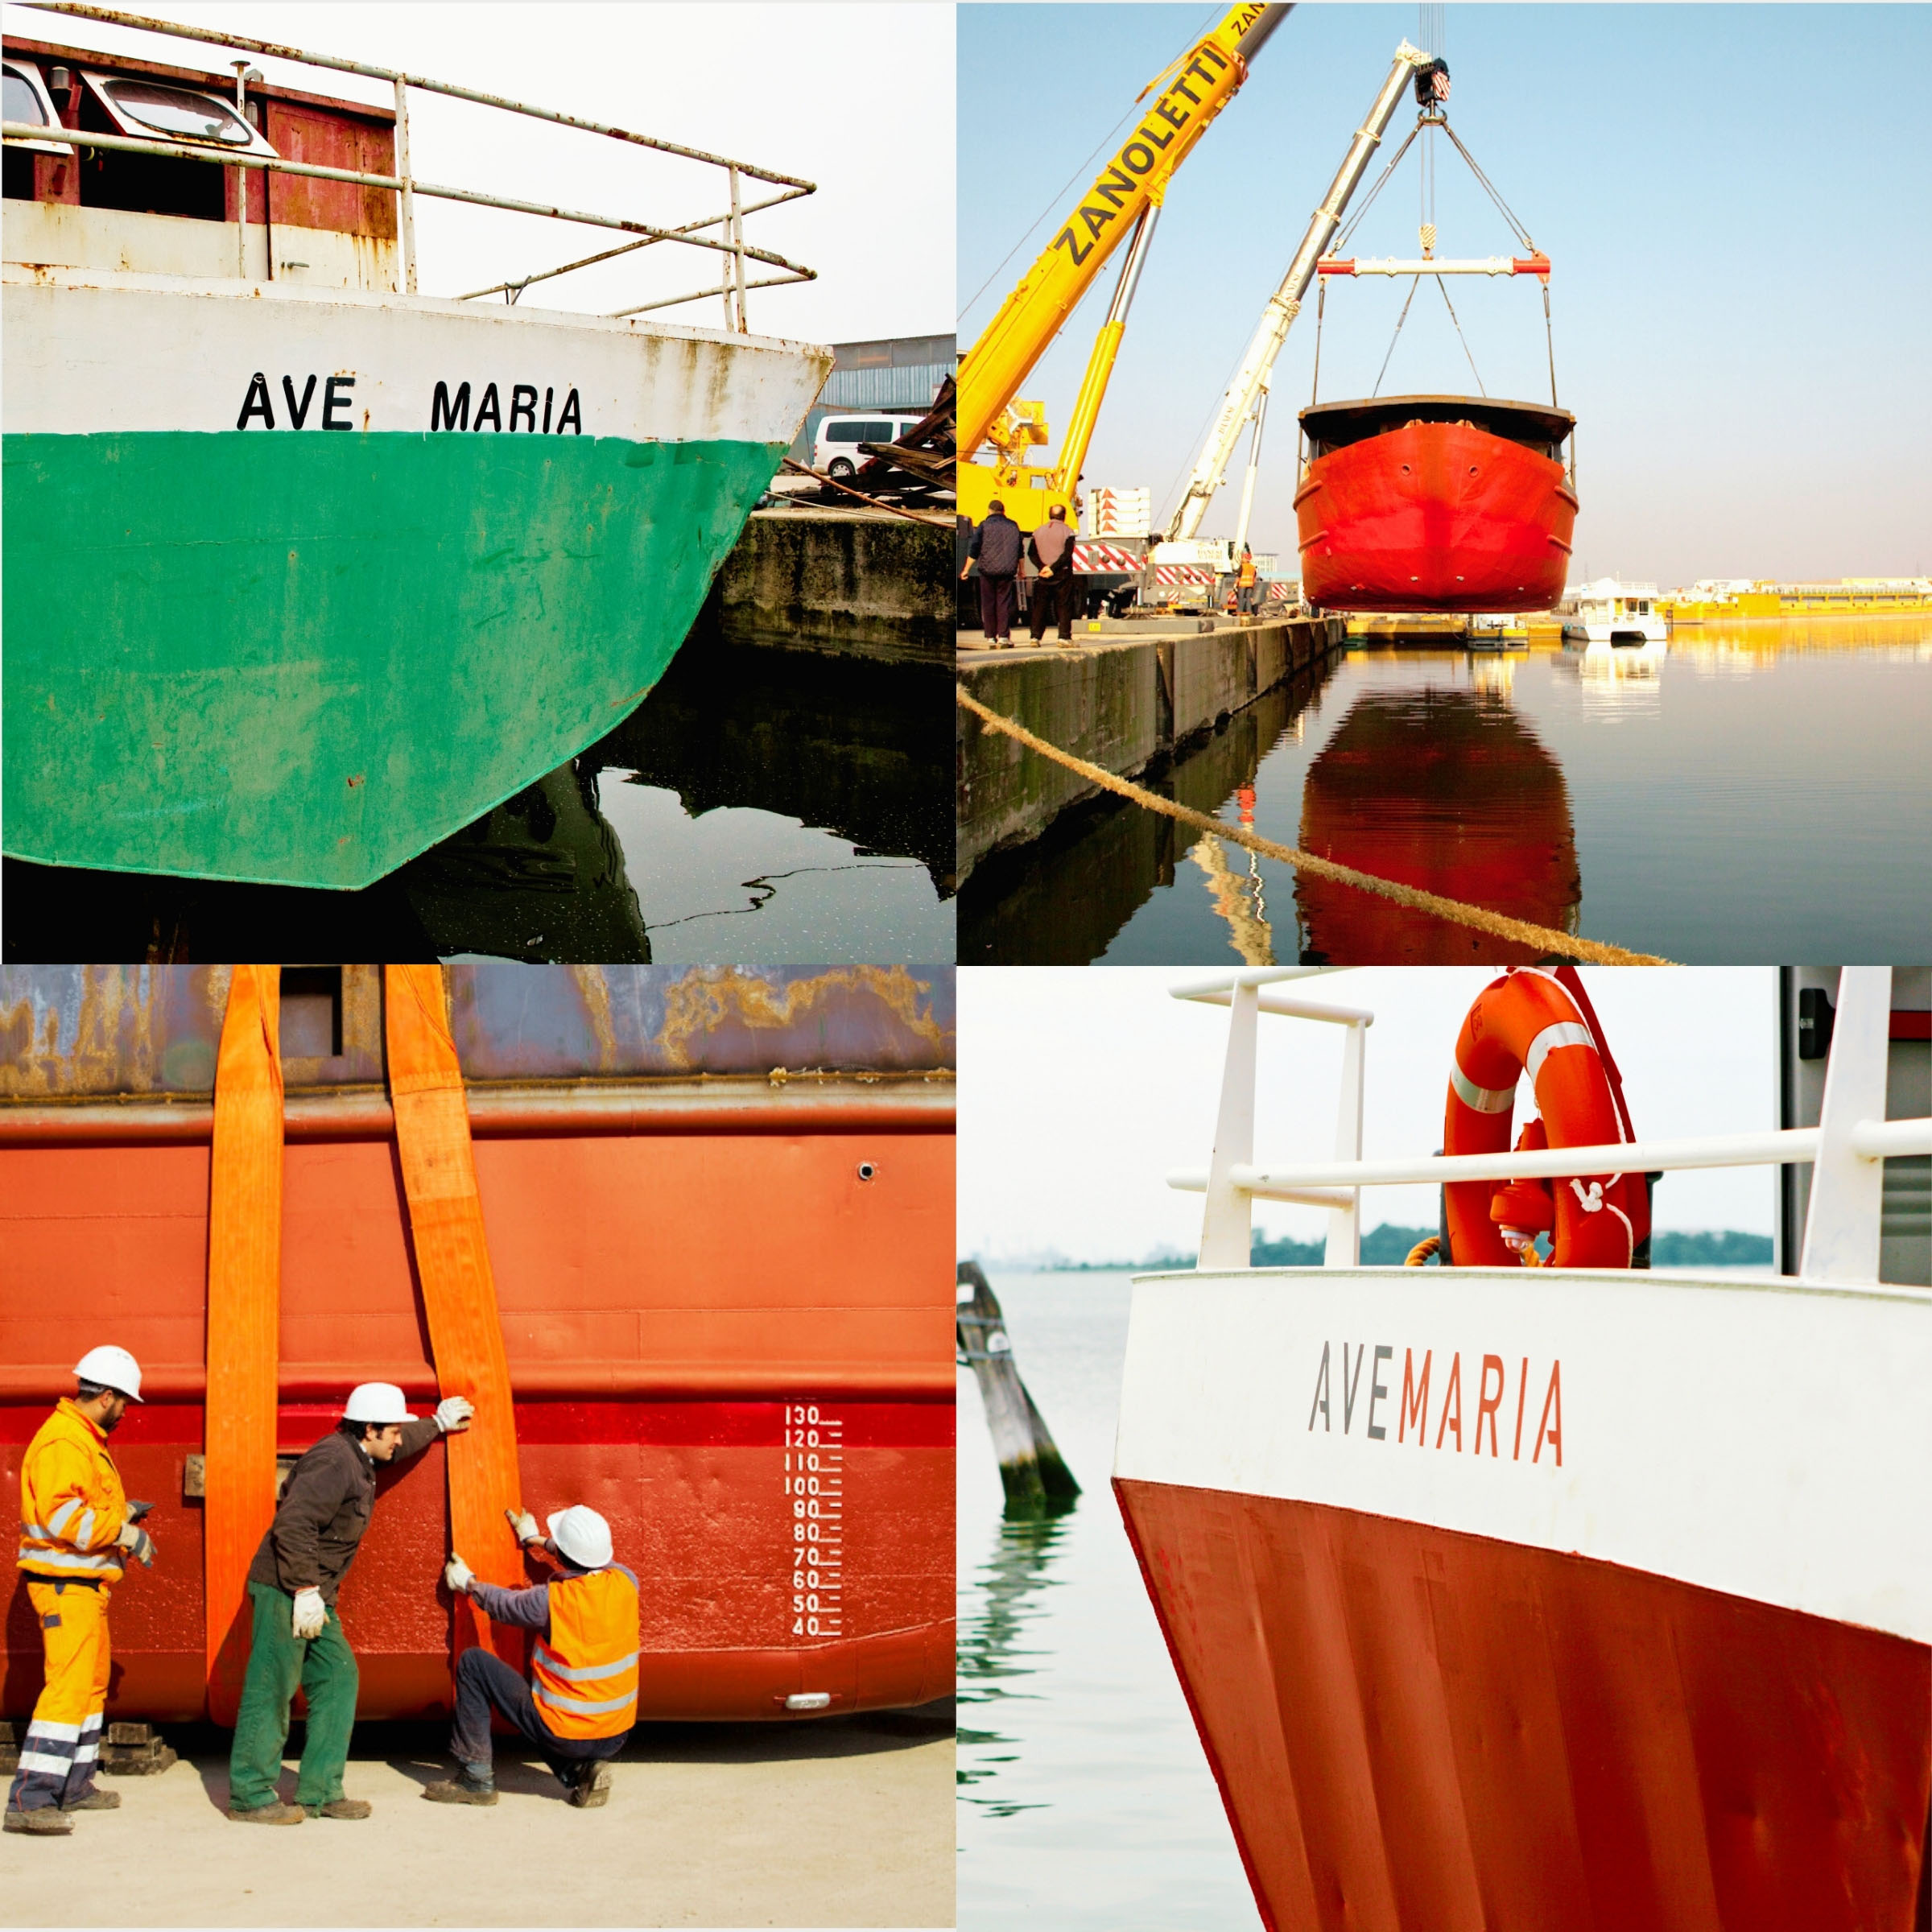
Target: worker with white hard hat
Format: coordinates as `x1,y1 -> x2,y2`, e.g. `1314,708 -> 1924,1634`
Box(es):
426,1502 -> 639,1809
225,1381 -> 475,1824
7,1348 -> 153,1838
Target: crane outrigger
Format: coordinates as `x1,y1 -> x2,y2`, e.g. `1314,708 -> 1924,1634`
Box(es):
957,2 -> 1290,535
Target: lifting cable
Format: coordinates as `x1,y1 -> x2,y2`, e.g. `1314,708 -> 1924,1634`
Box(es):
957,684 -> 1673,965
202,964 -> 285,1728
1331,122 -> 1423,257
384,964 -> 526,1673
1371,275 -> 1422,398
1434,275 -> 1486,396
1436,121 -> 1536,253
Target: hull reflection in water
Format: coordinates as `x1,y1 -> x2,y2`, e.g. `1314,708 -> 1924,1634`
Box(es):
960,664 -> 1335,964
1,632 -> 945,963
2,761 -> 646,964
1298,685 -> 1580,963
405,764 -> 648,960
595,634 -> 952,891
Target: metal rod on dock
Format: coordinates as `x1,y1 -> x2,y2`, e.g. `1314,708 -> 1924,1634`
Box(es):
956,1261 -> 1080,1519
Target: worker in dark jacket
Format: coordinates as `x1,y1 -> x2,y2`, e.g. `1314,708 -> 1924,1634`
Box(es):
1026,505 -> 1079,643
225,1381 -> 473,1824
426,1505 -> 639,1810
961,500 -> 1022,645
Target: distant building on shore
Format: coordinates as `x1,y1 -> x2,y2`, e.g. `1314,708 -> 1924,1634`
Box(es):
789,332 -> 956,462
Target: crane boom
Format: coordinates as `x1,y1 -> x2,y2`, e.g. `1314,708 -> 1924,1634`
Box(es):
960,2 -> 1290,474
1165,39 -> 1435,543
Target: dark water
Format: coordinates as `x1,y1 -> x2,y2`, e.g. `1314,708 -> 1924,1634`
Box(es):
958,1269 -> 1256,1930
960,621 -> 1932,964
1,635 -> 953,964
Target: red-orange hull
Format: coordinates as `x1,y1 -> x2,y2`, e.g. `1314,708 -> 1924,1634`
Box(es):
1115,1478 -> 1930,1932
2,1130 -> 954,1724
1297,420 -> 1576,614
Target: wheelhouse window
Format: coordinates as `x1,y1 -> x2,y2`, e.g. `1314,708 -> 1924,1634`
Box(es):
85,71 -> 278,159
3,60 -> 66,151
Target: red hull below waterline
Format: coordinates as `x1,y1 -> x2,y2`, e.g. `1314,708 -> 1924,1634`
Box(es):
1115,1479 -> 1931,1932
1296,405 -> 1577,614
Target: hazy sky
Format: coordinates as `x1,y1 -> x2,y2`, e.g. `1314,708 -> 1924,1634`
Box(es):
12,1 -> 954,342
959,4 -> 1932,584
958,966 -> 1777,1262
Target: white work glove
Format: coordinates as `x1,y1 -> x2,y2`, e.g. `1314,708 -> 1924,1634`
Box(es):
114,1521 -> 155,1567
505,1508 -> 540,1546
445,1554 -> 474,1595
435,1396 -> 475,1435
291,1587 -> 327,1640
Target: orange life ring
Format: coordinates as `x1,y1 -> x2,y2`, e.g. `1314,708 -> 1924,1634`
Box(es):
1441,967 -> 1649,1268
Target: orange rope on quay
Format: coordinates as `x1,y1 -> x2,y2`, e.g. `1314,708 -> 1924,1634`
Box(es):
956,684 -> 1674,966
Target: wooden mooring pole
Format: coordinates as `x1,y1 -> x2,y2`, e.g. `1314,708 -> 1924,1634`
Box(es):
956,1261 -> 1080,1517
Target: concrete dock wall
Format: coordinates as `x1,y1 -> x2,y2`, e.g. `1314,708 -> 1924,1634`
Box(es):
705,506 -> 952,663
956,614 -> 1345,883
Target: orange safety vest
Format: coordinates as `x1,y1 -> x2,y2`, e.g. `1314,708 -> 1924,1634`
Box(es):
1237,555 -> 1257,587
18,1397 -> 129,1582
530,1568 -> 640,1740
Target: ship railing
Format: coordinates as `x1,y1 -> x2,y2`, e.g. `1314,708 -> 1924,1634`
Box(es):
2,1 -> 813,329
1166,966 -> 1931,1289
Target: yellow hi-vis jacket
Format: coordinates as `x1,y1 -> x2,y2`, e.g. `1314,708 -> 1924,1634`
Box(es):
530,1568 -> 640,1740
18,1397 -> 130,1583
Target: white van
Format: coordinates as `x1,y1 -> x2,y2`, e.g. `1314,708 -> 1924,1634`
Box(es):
813,413 -> 925,479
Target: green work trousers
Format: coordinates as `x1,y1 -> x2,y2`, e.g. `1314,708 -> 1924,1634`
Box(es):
228,1581 -> 359,1811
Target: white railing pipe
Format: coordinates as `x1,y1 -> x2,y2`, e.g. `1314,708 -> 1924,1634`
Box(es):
22,2 -> 814,188
393,73 -> 416,295
1169,967 -> 1331,1001
1800,967 -> 1893,1283
1166,1118 -> 1932,1200
0,124 -> 815,279
1181,989 -> 1377,1027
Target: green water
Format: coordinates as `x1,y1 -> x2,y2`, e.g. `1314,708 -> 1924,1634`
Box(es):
957,1269 -> 1256,1930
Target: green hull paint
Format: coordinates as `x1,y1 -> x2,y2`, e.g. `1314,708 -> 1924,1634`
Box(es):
2,430 -> 785,889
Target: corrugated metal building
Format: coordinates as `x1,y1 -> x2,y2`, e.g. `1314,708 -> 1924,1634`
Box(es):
790,332 -> 956,461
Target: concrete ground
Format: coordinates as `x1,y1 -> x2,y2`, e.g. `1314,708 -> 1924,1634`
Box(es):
4,1705 -> 954,1929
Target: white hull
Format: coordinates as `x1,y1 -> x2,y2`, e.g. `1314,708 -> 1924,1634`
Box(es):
1561,615 -> 1670,643
1117,1263 -> 1932,1641
2,265 -> 829,442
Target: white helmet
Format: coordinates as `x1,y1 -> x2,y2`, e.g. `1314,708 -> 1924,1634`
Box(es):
547,1506 -> 613,1571
74,1346 -> 144,1403
342,1382 -> 415,1425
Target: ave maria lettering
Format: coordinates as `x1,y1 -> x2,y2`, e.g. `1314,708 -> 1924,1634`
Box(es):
233,374 -> 584,433
1307,1343 -> 1564,1467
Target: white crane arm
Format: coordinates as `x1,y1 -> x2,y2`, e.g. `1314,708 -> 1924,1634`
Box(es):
1166,40 -> 1435,543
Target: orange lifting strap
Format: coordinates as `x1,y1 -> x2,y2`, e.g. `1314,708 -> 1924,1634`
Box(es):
383,964 -> 526,1668
202,965 -> 284,1726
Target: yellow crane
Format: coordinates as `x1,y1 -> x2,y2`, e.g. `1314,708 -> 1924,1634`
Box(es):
957,2 -> 1291,534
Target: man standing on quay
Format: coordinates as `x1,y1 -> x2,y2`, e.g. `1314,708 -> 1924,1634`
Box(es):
961,498 -> 1023,645
226,1381 -> 473,1823
6,1347 -> 156,1838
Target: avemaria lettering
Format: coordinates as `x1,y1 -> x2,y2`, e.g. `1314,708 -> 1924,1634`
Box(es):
1308,1343 -> 1563,1466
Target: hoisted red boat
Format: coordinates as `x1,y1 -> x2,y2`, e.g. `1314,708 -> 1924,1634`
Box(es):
1296,394 -> 1578,613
